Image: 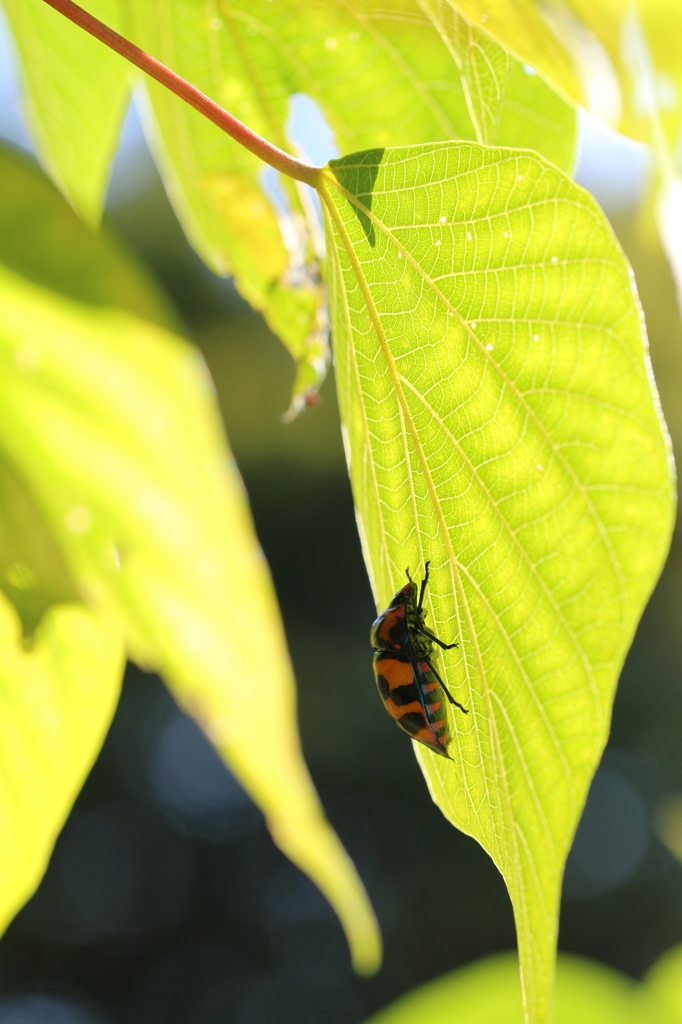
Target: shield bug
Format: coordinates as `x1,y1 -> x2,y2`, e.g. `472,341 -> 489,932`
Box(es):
370,561 -> 468,758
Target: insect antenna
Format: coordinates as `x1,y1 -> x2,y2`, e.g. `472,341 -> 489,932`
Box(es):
417,560 -> 431,612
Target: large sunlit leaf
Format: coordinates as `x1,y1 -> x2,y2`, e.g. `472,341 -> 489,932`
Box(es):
0,147 -> 380,971
0,0 -> 129,223
0,269 -> 380,977
0,596 -> 123,934
443,0 -> 585,108
0,145 -> 160,926
124,0 -> 576,414
4,0 -> 576,412
319,142 -> 674,1022
6,0 -> 573,409
363,953 -> 659,1024
449,0 -> 682,155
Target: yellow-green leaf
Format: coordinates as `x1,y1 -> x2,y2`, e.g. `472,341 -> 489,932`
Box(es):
0,145 -> 380,970
449,0 -> 682,158
124,0 -> 577,356
0,596 -> 123,934
0,264 -> 380,975
437,0 -> 584,104
320,141 -> 674,1022
0,0 -> 129,223
0,452 -> 79,637
363,953 -> 659,1024
5,0 -> 577,410
0,146 -> 177,329
643,944 -> 682,1024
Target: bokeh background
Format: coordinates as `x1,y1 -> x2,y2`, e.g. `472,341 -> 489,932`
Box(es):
1,14 -> 682,1024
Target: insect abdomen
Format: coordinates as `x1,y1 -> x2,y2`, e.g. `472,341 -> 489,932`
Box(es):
373,652 -> 450,757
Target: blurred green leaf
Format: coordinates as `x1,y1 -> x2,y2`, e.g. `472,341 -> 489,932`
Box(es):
415,0 -> 576,159
0,453 -> 78,637
448,0 -> 682,156
559,0 -> 682,155
643,944 -> 682,1024
0,148 -> 380,967
633,0 -> 682,157
0,143 -> 178,637
0,596 -> 123,935
364,952 -> 658,1023
442,0 -> 585,107
321,142 -> 674,1022
0,146 -> 177,328
0,0 -> 129,223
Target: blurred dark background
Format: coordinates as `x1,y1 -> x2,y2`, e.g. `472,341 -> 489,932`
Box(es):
1,37 -> 682,1024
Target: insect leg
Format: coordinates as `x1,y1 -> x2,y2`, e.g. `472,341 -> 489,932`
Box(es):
428,661 -> 468,714
420,626 -> 458,651
417,560 -> 431,612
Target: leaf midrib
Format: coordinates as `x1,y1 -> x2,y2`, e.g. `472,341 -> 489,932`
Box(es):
319,176 -> 520,890
321,164 -> 628,625
399,371 -> 600,749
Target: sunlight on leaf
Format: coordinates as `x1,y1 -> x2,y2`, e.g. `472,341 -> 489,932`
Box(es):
4,0 -> 578,409
124,0 -> 577,402
0,147 -> 380,970
320,141 -> 674,1022
446,0 -> 584,108
363,952 -> 656,1024
0,453 -> 79,637
0,0 -> 129,223
454,0 -> 682,157
0,596 -> 123,935
418,0 -> 579,151
0,263 -> 380,974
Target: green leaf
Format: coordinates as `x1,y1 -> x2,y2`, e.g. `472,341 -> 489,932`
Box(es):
363,953 -> 660,1023
448,0 -> 682,158
415,0 -> 578,155
320,142 -> 674,1022
632,0 -> 682,159
0,596 -> 123,934
444,0 -> 585,108
0,179 -> 380,970
0,0 -> 130,223
4,0 -> 577,411
643,944 -> 682,1024
124,0 -> 575,409
0,146 -> 177,329
0,452 -> 79,637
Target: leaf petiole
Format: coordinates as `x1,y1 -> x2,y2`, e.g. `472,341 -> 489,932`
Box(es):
40,0 -> 323,188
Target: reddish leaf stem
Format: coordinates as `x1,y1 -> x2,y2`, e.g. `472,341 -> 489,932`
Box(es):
40,0 -> 323,187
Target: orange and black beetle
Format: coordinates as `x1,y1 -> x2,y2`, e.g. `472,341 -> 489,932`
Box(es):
370,562 -> 468,758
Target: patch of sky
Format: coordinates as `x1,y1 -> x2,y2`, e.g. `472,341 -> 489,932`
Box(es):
258,93 -> 339,261
0,11 -> 32,151
105,89 -> 156,206
575,108 -> 652,214
286,92 -> 338,167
